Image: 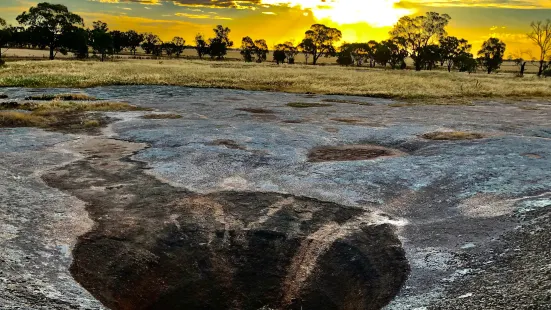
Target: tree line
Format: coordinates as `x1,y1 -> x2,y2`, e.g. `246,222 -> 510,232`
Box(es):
0,2 -> 550,76
0,3 -> 235,62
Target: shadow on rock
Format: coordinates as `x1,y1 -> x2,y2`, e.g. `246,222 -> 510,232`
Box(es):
42,137 -> 410,310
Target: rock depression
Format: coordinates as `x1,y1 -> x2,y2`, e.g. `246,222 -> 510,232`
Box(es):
42,137 -> 409,310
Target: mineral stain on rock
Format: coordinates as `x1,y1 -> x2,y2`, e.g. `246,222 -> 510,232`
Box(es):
42,138 -> 409,310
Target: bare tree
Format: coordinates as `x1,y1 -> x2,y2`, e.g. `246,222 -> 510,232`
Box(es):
527,20 -> 551,76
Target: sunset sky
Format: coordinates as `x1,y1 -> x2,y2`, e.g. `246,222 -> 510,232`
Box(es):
1,0 -> 551,56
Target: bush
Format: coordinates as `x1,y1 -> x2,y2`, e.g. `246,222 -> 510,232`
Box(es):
543,68 -> 551,78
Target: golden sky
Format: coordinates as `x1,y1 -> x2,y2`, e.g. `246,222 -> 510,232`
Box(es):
2,0 -> 551,56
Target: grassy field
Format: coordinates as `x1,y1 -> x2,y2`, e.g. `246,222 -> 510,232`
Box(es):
2,47 -> 540,73
0,59 -> 550,100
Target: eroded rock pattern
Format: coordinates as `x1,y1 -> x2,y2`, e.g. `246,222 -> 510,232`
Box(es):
42,138 -> 409,310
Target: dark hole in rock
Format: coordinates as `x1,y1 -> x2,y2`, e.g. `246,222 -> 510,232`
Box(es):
330,118 -> 362,124
282,119 -> 304,124
210,139 -> 247,150
324,127 -> 339,133
236,108 -> 276,114
42,138 -> 410,310
225,97 -> 246,101
141,113 -> 182,119
287,102 -> 332,108
522,153 -> 543,159
308,145 -> 405,162
322,99 -> 374,106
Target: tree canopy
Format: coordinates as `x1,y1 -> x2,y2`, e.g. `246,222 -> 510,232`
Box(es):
478,37 -> 506,74
16,2 -> 84,60
390,12 -> 451,70
303,24 -> 342,65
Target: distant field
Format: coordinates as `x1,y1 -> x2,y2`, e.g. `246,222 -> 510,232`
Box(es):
2,48 -> 537,73
0,59 -> 549,100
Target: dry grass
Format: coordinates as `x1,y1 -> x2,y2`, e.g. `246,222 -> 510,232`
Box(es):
0,60 -> 549,100
0,101 -> 149,130
422,131 -> 485,140
25,93 -> 97,101
142,113 -> 182,119
1,101 -> 147,113
83,119 -> 101,127
0,111 -> 50,127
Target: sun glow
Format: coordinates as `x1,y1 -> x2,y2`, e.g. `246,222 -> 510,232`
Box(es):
260,0 -> 413,27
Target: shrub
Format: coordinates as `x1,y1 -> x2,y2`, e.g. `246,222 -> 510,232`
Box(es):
543,68 -> 551,78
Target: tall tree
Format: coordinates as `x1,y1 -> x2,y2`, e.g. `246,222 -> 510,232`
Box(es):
0,18 -> 11,61
274,41 -> 298,64
439,36 -> 471,72
454,52 -> 477,73
338,43 -> 371,66
477,37 -> 506,74
16,2 -> 84,60
336,43 -> 354,66
527,20 -> 551,76
240,37 -> 268,63
303,24 -> 342,65
366,40 -> 379,67
417,44 -> 441,70
171,36 -> 185,57
125,30 -> 143,55
64,26 -> 88,59
390,12 -> 451,70
90,21 -> 113,62
110,30 -> 126,54
141,33 -> 161,55
240,36 -> 255,62
209,25 -> 233,60
376,38 -> 408,69
194,33 -> 208,59
298,38 -> 315,64
273,49 -> 286,64
253,39 -> 268,63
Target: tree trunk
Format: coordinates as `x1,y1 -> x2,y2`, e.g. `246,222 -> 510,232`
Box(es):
49,46 -> 55,60
487,67 -> 492,74
447,63 -> 452,72
101,53 -> 105,62
537,60 -> 544,77
520,62 -> 526,76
